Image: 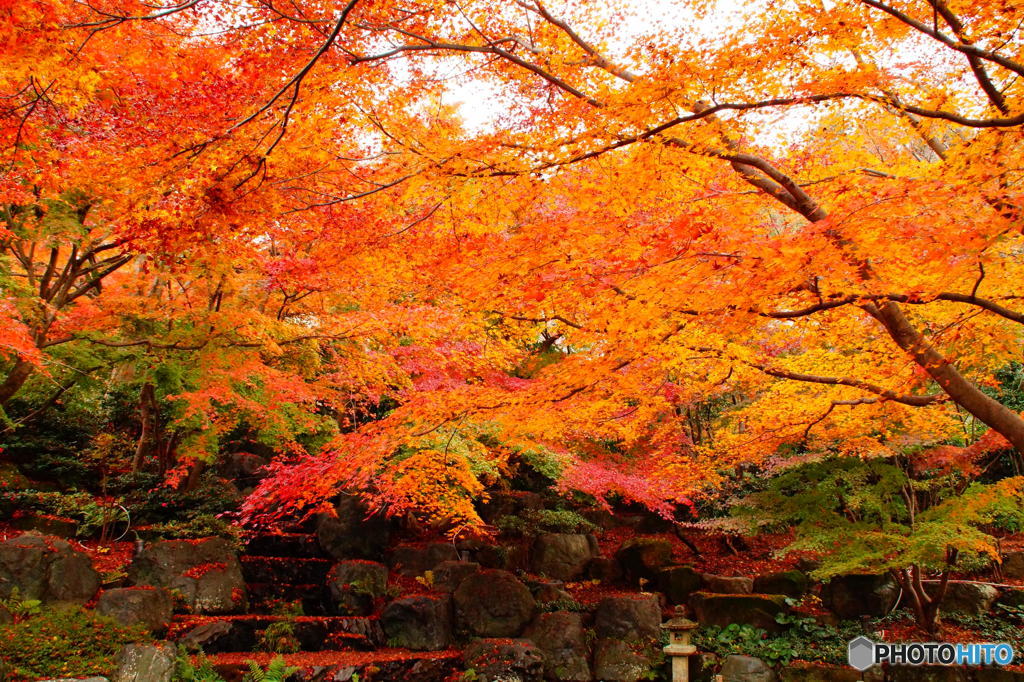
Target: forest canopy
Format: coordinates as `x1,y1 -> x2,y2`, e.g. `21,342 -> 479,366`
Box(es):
2,0 -> 1024,533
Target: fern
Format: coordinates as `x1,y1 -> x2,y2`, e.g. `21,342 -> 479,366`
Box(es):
242,655 -> 299,682
175,649 -> 226,682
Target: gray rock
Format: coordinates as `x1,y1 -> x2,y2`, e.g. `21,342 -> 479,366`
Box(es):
820,574 -> 898,619
112,643 -> 176,682
658,565 -> 704,604
702,574 -> 753,594
594,593 -> 661,642
328,560 -> 388,615
97,586 -> 173,633
454,569 -> 536,637
975,670 -> 1024,682
939,581 -> 999,615
779,663 -> 863,681
592,639 -> 650,682
720,655 -> 777,682
389,542 -> 460,577
886,666 -> 971,681
178,619 -> 232,650
1004,550 -> 1024,579
615,538 -> 673,583
531,533 -> 599,581
997,587 -> 1024,608
752,571 -> 810,598
524,611 -> 591,680
432,560 -> 480,592
532,582 -> 574,608
381,595 -> 452,650
464,638 -> 545,682
127,537 -> 246,614
0,534 -> 99,605
690,593 -> 789,632
315,495 -> 392,560
39,678 -> 108,682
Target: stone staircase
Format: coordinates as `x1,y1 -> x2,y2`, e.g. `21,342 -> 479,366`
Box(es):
167,529 -> 461,680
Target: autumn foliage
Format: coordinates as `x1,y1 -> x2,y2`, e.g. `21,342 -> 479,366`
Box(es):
2,0 -> 1024,533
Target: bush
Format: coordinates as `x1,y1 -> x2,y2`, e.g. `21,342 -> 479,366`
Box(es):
0,605 -> 150,678
695,612 -> 864,667
495,508 -> 597,535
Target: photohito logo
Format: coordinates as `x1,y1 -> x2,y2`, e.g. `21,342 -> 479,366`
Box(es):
848,636 -> 1015,671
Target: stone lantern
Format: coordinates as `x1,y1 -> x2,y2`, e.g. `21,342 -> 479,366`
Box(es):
662,606 -> 700,682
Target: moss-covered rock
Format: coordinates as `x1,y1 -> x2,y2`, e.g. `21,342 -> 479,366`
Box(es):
690,592 -> 789,632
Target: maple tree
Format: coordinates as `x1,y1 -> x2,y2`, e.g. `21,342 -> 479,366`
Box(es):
3,0 -> 1024,531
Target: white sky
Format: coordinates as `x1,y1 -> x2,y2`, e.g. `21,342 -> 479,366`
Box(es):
443,0 -> 757,131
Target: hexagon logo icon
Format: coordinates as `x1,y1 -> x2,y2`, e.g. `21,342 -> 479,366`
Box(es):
848,636 -> 876,671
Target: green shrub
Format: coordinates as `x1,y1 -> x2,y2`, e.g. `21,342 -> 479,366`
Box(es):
0,605 -> 150,678
496,508 -> 597,535
145,513 -> 241,542
695,611 -> 863,666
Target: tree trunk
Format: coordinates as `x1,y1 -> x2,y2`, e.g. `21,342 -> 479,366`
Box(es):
0,359 -> 35,407
867,301 -> 1024,460
132,382 -> 157,472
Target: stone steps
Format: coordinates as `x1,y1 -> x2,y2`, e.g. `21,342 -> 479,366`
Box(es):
240,555 -> 332,584
205,649 -> 461,680
243,532 -> 325,559
245,581 -> 329,615
169,614 -> 383,653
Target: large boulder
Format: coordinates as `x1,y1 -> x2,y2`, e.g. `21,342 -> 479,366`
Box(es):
97,586 -> 173,634
127,537 -> 246,614
720,655 -> 777,682
112,643 -> 176,682
938,581 -> 999,616
432,560 -> 480,592
615,538 -> 674,583
594,594 -> 661,642
531,533 -> 600,581
658,565 -> 704,604
453,569 -> 536,637
820,574 -> 898,619
0,534 -> 99,605
887,667 -> 972,682
592,639 -> 651,682
690,593 -> 789,632
998,587 -> 1024,608
753,571 -> 810,598
389,542 -> 460,577
524,611 -> 592,681
315,495 -> 392,560
464,638 -> 546,682
1003,550 -> 1024,579
327,560 -> 388,616
380,595 -> 452,651
702,574 -> 753,594
779,663 -> 870,682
